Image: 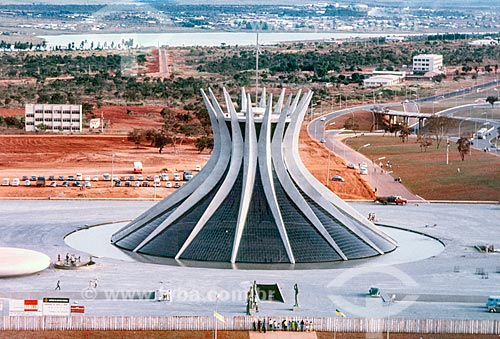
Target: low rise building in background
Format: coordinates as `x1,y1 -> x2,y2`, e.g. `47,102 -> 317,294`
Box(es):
25,104 -> 82,132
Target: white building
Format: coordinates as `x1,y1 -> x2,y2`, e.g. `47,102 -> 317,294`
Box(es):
25,104 -> 82,132
412,54 -> 443,73
363,74 -> 402,87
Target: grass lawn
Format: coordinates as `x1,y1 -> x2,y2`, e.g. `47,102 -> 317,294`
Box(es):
345,135 -> 500,201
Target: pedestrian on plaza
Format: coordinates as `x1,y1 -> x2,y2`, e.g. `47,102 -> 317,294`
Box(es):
55,280 -> 61,290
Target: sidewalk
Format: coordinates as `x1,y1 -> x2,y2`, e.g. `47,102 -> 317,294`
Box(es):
326,131 -> 425,202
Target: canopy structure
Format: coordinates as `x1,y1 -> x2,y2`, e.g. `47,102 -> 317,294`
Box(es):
111,88 -> 397,265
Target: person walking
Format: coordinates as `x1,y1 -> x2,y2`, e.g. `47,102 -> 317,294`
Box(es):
55,280 -> 61,290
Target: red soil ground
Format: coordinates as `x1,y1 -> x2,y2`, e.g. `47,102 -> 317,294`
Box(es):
0,105 -> 373,200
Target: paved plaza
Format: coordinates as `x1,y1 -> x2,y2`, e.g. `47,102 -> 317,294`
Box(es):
0,200 -> 499,320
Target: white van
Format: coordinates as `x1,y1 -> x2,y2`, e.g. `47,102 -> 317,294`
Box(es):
487,296 -> 500,312
11,178 -> 20,186
2,178 -> 10,186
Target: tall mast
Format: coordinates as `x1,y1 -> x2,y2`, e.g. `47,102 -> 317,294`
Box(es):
255,31 -> 259,104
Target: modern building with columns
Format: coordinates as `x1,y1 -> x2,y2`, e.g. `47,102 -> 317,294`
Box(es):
111,88 -> 397,266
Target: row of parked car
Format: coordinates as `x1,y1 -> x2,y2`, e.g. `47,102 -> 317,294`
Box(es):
1,171 -> 197,188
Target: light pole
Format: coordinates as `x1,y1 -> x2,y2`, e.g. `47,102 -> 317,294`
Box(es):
458,118 -> 471,138
111,151 -> 115,188
356,143 -> 370,166
385,294 -> 396,339
446,138 -> 450,165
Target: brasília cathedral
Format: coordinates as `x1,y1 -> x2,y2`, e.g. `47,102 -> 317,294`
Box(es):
111,88 -> 397,266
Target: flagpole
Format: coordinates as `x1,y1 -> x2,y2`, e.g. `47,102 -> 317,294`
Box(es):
214,294 -> 219,339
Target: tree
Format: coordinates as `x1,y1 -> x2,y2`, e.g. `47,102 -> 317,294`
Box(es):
486,95 -> 498,107
195,136 -> 214,153
343,116 -> 359,134
426,116 -> 453,149
160,107 -> 181,153
456,137 -> 471,161
127,128 -> 145,148
398,126 -> 410,143
417,134 -> 433,152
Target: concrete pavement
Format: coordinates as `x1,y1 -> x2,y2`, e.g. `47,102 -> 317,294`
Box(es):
1,200 -> 499,320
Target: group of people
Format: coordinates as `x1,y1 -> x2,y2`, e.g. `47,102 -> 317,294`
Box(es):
253,318 -> 314,332
367,213 -> 376,221
57,253 -> 81,266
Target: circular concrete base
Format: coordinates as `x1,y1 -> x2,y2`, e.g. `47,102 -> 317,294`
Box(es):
0,247 -> 51,277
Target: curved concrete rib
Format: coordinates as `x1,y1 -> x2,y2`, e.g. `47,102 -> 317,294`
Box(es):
288,92 -> 397,247
231,94 -> 258,263
283,92 -> 390,253
272,92 -> 347,260
273,89 -> 286,115
132,88 -> 233,252
259,87 -> 267,108
175,87 -> 244,259
258,94 -> 296,264
112,88 -> 222,243
241,87 -> 247,113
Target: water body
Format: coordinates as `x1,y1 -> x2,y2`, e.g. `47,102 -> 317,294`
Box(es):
39,31 -> 407,49
65,221 -> 444,269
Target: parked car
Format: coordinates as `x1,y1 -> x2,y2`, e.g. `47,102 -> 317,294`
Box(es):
73,181 -> 82,187
346,163 -> 357,169
49,181 -> 57,187
114,180 -> 121,187
84,181 -> 91,188
103,173 -> 111,181
22,175 -> 29,181
161,173 -> 169,181
134,181 -> 141,187
174,182 -> 181,188
92,175 -> 99,181
11,178 -> 20,186
112,175 -> 118,182
320,138 -> 326,143
195,165 -> 202,171
24,180 -> 31,186
2,178 -> 10,186
76,173 -> 83,181
128,175 -> 135,181
58,175 -> 65,181
62,181 -> 69,187
48,175 -> 55,181
166,182 -> 172,188
173,173 -> 181,181
84,175 -> 91,182
375,195 -> 407,205
142,181 -> 149,187
331,175 -> 345,182
30,175 -> 37,181
125,181 -> 131,187
359,168 -> 369,175
146,175 -> 153,181
137,174 -> 144,181
68,175 -> 75,181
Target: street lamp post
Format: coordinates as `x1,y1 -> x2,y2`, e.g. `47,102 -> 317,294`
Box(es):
385,294 -> 396,339
356,143 -> 370,166
458,118 -> 471,138
111,151 -> 115,188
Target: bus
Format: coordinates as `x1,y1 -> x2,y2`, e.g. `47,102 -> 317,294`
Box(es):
476,127 -> 488,139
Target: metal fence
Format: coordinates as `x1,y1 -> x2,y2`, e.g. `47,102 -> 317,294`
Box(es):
1,316 -> 500,334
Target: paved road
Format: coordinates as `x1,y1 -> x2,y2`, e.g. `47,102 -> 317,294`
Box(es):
308,108 -> 424,202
